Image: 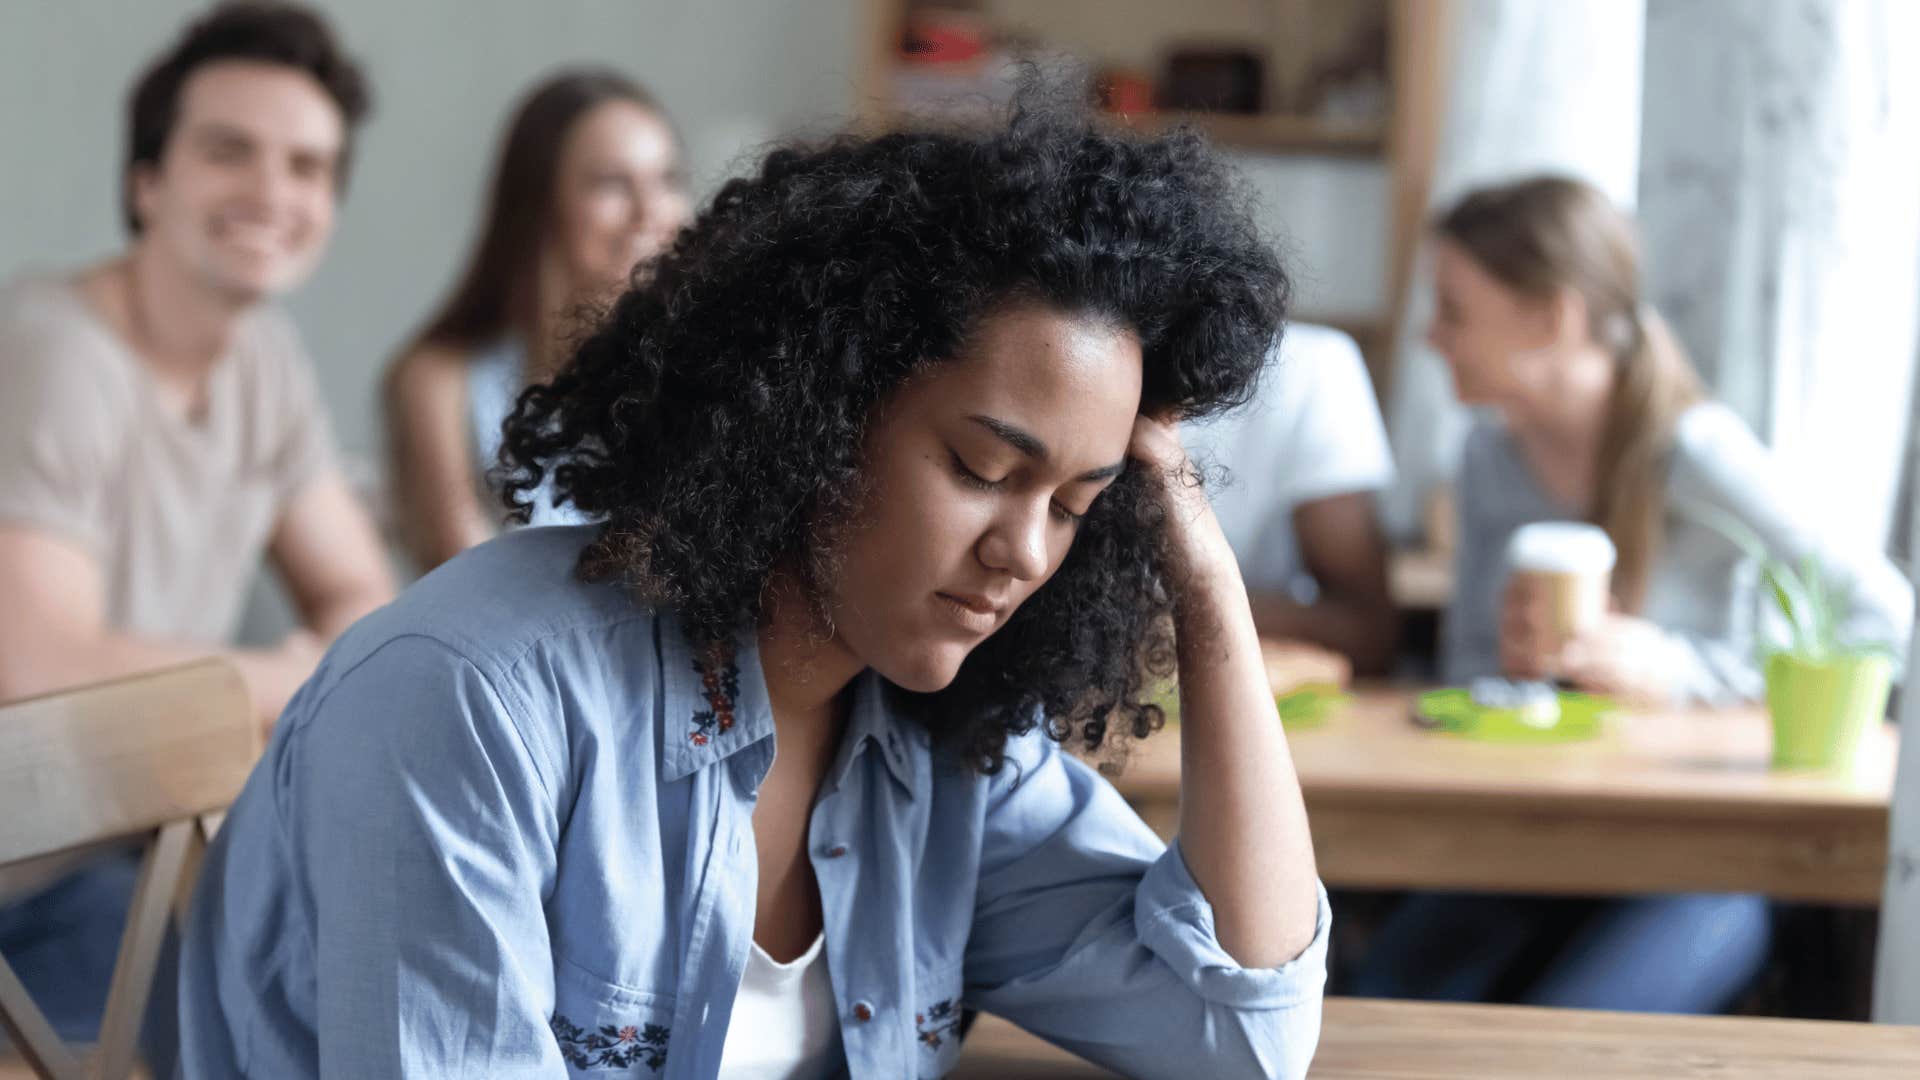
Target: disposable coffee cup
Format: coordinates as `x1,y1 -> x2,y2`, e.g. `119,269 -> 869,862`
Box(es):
1506,522 -> 1616,656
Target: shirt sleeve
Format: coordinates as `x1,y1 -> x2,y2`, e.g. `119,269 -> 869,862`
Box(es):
962,729 -> 1330,1080
1661,405 -> 1915,704
284,634 -> 568,1077
0,300 -> 126,554
1271,326 -> 1395,506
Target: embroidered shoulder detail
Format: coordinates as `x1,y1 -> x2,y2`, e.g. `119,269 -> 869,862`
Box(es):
689,646 -> 741,747
915,998 -> 964,1051
549,1014 -> 669,1071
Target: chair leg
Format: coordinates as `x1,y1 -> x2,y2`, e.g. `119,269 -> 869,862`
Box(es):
0,951 -> 83,1080
95,823 -> 192,1080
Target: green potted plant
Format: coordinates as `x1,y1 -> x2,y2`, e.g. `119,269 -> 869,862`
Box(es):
1697,510 -> 1894,770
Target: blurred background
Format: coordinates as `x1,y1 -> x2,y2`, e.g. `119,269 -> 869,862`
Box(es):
5,0 -> 1920,1041
2,0 -> 860,474
9,0 -> 1915,658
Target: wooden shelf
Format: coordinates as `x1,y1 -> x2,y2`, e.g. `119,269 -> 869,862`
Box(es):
864,101 -> 1385,158
863,0 -> 1457,399
1118,110 -> 1387,157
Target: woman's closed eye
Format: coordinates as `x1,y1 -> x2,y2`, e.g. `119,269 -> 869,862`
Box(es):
948,448 -> 1003,491
949,449 -> 1089,525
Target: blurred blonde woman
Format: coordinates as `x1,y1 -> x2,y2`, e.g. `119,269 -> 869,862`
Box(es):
386,69 -> 690,571
1356,175 -> 1911,1013
1431,176 -> 1909,706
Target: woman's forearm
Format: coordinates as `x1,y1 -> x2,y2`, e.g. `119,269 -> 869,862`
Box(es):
1160,481 -> 1321,967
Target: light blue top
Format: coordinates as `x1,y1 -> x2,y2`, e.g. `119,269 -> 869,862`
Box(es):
468,337 -> 594,528
1444,402 -> 1914,704
178,525 -> 1331,1078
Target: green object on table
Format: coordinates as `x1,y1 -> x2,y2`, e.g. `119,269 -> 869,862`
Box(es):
1275,683 -> 1349,728
1415,688 -> 1612,743
1149,682 -> 1350,728
1764,650 -> 1891,770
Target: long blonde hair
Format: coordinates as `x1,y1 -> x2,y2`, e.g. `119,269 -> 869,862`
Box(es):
1436,176 -> 1705,611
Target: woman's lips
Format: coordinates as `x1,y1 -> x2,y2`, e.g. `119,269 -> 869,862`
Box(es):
935,591 -> 1002,633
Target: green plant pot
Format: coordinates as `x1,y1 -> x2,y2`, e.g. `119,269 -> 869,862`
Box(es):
1763,651 -> 1892,770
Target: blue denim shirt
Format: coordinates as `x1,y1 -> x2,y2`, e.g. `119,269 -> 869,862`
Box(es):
179,526 -> 1330,1078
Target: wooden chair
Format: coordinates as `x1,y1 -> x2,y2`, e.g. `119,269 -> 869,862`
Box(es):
0,661 -> 258,1080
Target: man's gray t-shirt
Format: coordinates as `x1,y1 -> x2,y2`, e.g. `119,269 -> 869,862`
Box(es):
0,274 -> 337,644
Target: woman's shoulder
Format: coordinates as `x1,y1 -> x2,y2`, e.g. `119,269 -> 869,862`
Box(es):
333,526 -> 657,693
384,339 -> 477,407
1666,401 -> 1771,503
1671,400 -> 1759,458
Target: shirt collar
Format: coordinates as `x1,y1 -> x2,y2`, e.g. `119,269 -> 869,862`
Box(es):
824,670 -> 919,801
656,619 -> 917,799
657,615 -> 776,784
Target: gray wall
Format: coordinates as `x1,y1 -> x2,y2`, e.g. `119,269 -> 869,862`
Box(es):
0,0 -> 862,465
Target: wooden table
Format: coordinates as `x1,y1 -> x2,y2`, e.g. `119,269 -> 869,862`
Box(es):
1099,688 -> 1895,903
952,999 -> 1920,1078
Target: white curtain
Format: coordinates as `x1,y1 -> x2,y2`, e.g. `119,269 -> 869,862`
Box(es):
1380,0 -> 1645,541
1638,0 -> 1920,553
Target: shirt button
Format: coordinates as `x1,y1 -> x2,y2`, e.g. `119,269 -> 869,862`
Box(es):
824,844 -> 849,859
852,1002 -> 874,1023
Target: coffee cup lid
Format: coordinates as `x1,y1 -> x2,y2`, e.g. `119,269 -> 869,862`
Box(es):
1507,521 -> 1617,574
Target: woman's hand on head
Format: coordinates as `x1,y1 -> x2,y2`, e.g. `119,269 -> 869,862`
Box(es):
1128,412 -> 1233,588
1126,410 -> 1189,475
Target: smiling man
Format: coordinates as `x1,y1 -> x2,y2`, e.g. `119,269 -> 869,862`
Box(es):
0,1 -> 392,1059
0,1 -> 393,723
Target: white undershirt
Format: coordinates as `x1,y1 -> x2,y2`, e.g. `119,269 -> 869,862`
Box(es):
715,933 -> 843,1079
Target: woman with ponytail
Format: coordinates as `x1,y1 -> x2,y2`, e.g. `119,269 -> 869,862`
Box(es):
1431,176 -> 1909,707
1353,175 -> 1911,1013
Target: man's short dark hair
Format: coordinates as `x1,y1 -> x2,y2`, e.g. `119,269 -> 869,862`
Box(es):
123,1 -> 371,233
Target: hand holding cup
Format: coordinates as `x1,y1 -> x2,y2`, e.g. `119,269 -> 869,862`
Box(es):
1498,522 -> 1616,683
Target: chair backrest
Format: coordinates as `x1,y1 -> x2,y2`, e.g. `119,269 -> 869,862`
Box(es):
0,661 -> 258,1080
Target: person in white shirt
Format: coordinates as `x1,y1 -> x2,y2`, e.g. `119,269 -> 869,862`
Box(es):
1183,323 -> 1400,673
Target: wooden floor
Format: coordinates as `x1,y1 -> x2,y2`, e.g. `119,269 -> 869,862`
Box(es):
953,998 -> 1920,1078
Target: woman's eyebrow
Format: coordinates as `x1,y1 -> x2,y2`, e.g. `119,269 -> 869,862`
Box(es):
969,414 -> 1048,460
968,414 -> 1125,482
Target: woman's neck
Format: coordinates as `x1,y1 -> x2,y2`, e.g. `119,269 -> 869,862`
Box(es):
755,571 -> 863,738
1507,395 -> 1611,514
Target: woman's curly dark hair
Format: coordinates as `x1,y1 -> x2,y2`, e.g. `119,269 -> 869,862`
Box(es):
499,89 -> 1289,772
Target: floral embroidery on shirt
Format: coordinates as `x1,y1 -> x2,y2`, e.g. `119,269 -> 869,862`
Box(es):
689,648 -> 741,746
550,1014 -> 669,1071
915,998 -> 964,1051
